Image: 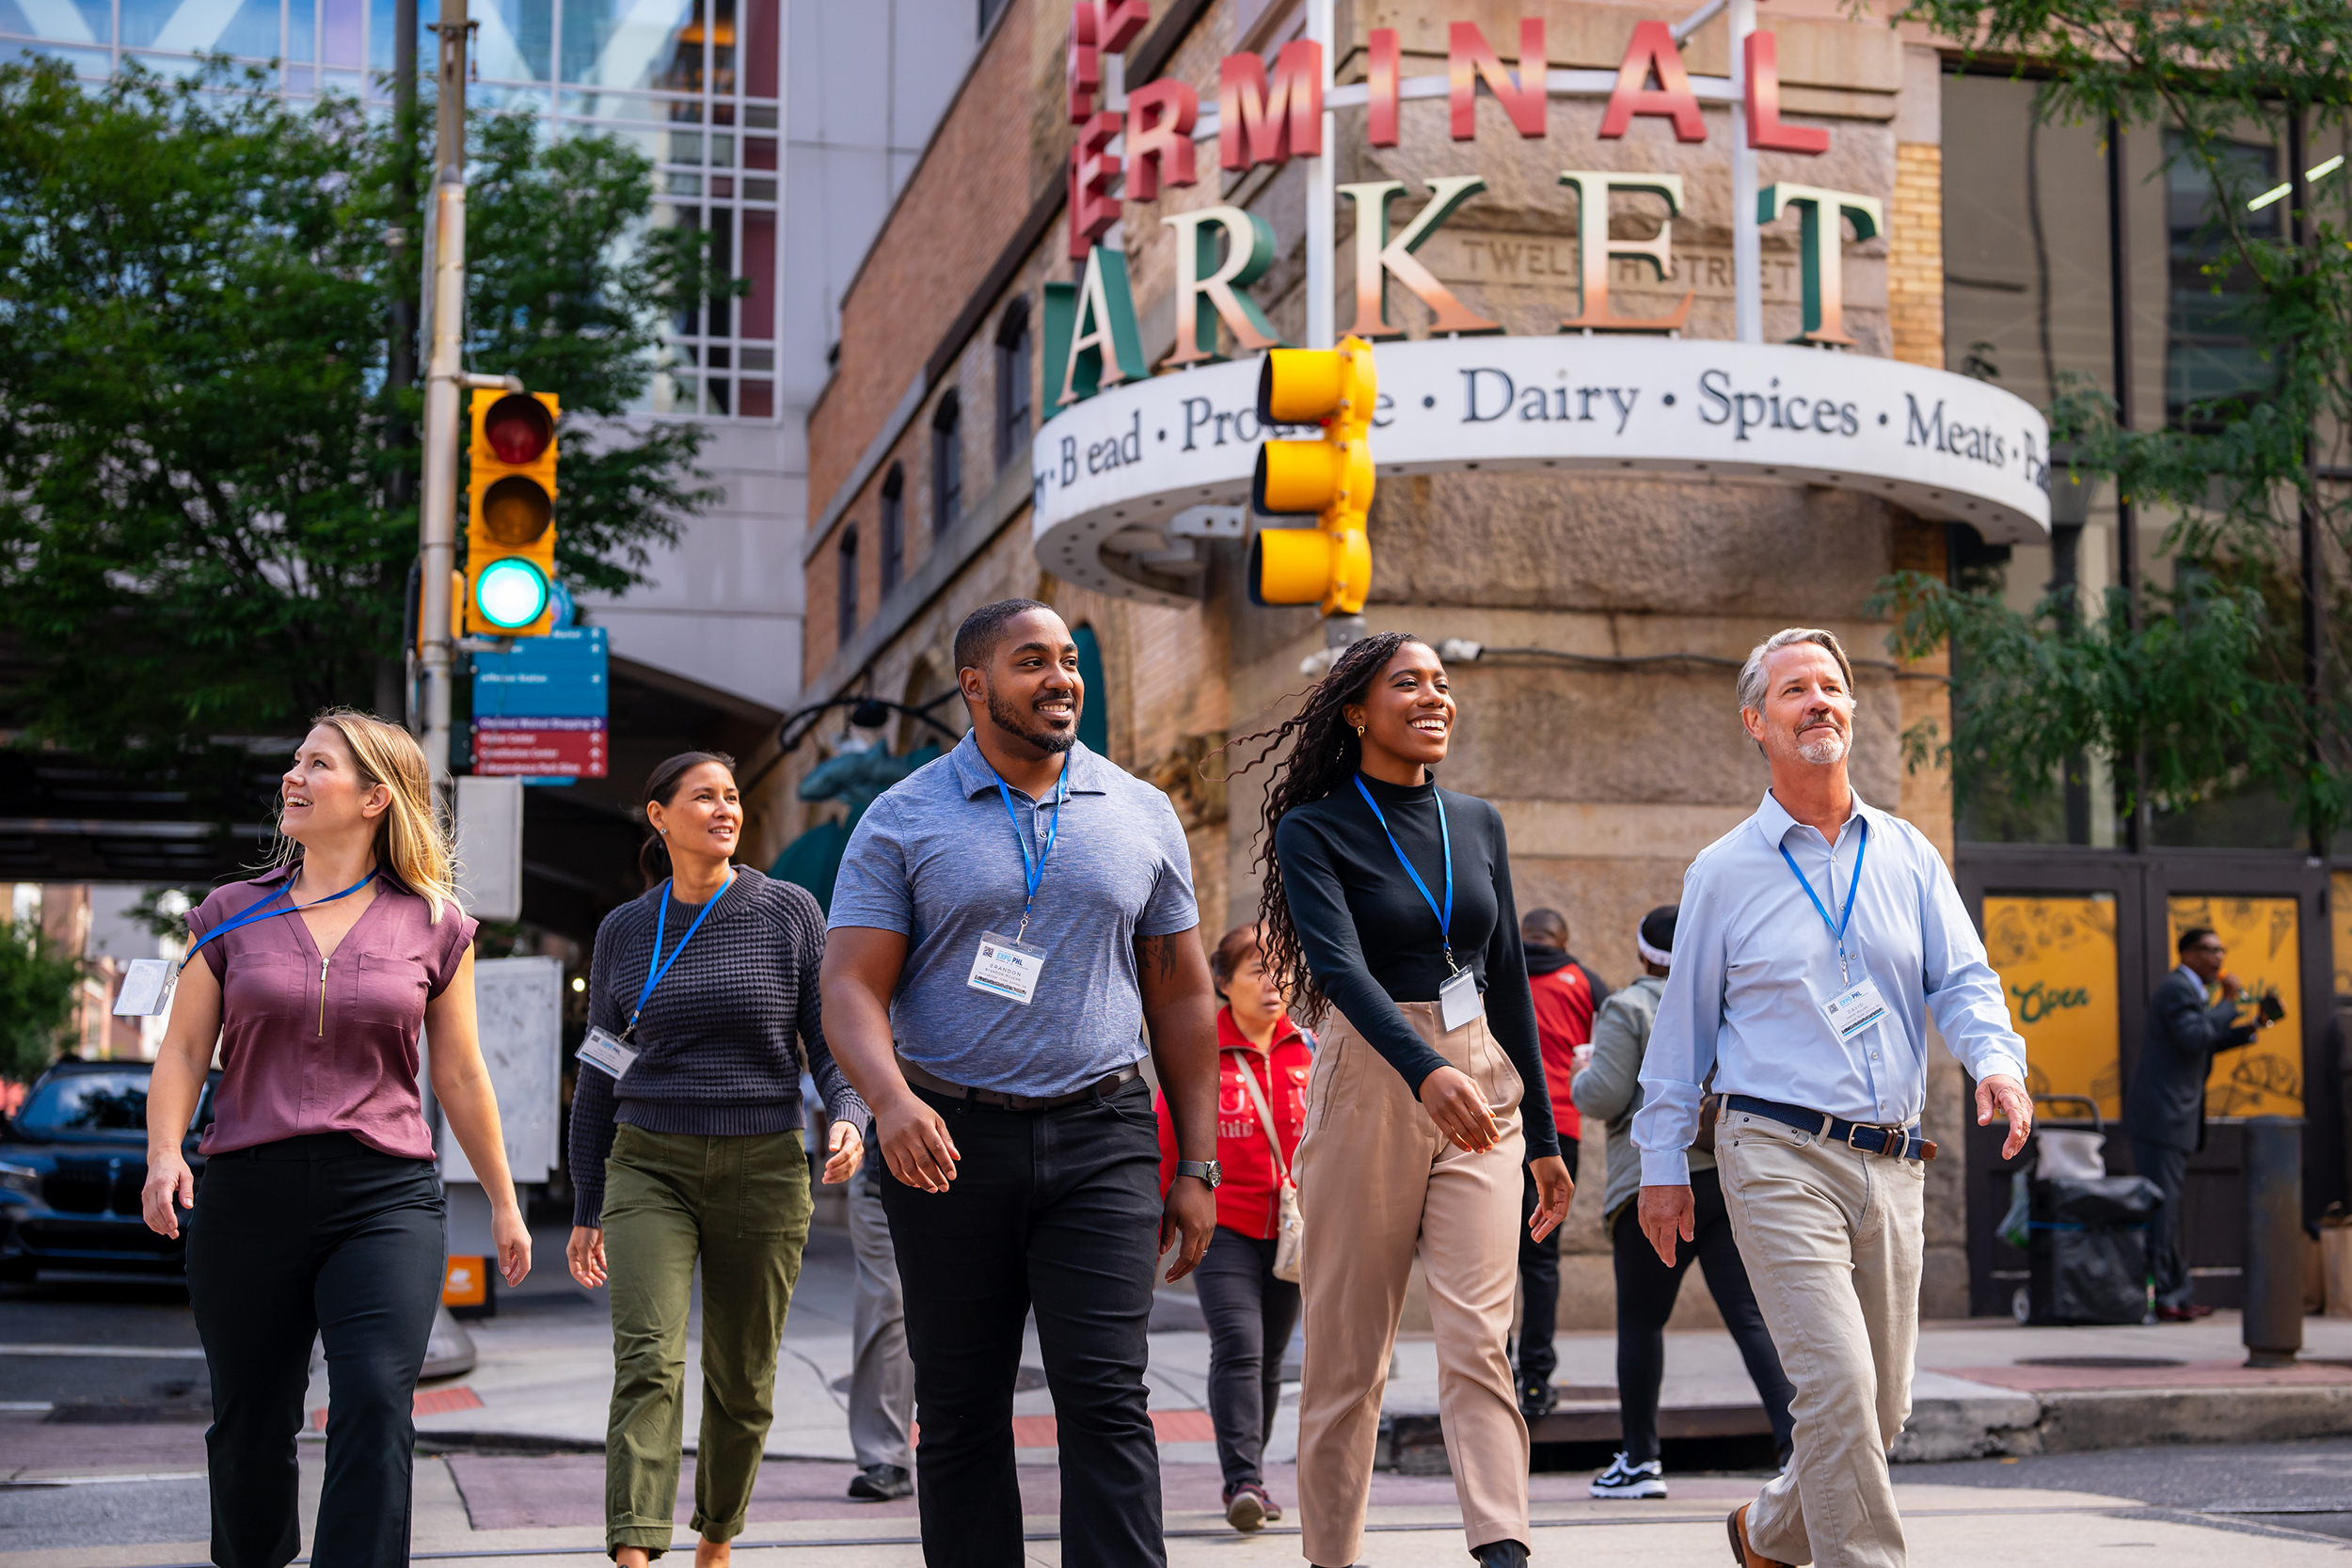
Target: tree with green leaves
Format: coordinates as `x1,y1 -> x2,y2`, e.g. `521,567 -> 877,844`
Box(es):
1881,0 -> 2352,847
0,59 -> 726,771
0,920 -> 83,1084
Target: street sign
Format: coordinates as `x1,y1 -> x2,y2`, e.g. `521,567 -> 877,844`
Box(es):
471,626 -> 607,718
472,715 -> 607,777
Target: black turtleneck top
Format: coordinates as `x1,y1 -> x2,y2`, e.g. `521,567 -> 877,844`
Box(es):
1274,772 -> 1560,1162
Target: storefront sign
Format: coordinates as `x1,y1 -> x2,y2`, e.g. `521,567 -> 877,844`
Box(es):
1032,334 -> 2053,609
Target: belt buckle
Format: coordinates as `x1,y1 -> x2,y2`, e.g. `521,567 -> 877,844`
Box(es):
1848,1122 -> 1903,1156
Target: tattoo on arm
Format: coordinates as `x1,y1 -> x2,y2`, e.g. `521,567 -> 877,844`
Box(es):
1136,933 -> 1180,986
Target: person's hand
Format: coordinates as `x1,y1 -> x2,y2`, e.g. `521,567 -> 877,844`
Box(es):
2217,972 -> 2245,1001
820,1120 -> 864,1185
1527,1154 -> 1574,1243
567,1226 -> 606,1289
876,1090 -> 960,1193
491,1203 -> 532,1287
1976,1073 -> 2034,1161
1418,1065 -> 1501,1152
1160,1172 -> 1216,1283
140,1148 -> 195,1239
1571,1044 -> 1594,1073
1639,1183 -> 1694,1268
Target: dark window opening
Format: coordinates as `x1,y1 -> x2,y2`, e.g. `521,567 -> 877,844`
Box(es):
2165,131 -> 2281,431
880,464 -> 905,596
994,297 -> 1032,468
932,392 -> 962,539
837,525 -> 859,645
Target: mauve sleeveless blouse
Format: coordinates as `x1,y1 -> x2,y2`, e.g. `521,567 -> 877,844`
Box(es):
186,869 -> 476,1159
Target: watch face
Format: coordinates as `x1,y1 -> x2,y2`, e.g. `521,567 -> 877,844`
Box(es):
1204,1160 -> 1222,1189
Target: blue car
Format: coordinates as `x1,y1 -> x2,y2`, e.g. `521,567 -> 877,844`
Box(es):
0,1058 -> 218,1281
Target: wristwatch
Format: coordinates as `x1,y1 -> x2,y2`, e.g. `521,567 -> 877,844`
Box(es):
1173,1159 -> 1222,1190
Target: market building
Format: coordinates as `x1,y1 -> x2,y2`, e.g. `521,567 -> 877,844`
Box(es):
769,0 -> 2346,1327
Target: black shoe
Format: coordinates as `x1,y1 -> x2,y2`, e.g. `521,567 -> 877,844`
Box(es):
1518,1379 -> 1556,1418
1472,1541 -> 1530,1567
846,1463 -> 912,1501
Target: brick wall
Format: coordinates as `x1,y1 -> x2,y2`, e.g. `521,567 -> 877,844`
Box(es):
1889,141 -> 1945,371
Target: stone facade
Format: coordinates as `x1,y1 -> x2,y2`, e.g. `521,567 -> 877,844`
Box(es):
780,0 -> 1981,1323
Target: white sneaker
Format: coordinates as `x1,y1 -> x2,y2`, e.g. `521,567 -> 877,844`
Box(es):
1589,1450 -> 1668,1499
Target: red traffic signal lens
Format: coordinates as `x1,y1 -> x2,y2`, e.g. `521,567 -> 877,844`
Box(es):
483,394 -> 554,465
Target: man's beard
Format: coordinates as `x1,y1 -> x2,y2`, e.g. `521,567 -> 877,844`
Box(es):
988,687 -> 1078,753
1793,727 -> 1849,766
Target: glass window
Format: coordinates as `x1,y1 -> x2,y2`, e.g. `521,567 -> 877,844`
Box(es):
562,0 -> 702,92
476,0 -> 553,81
2165,130 -> 2281,429
16,1071 -> 151,1134
993,297 -> 1030,467
837,526 -> 859,642
1,0 -> 110,46
1073,625 -> 1108,755
931,392 -> 961,539
880,464 -> 905,596
122,0 -> 278,56
321,0 -> 360,67
287,0 -> 313,59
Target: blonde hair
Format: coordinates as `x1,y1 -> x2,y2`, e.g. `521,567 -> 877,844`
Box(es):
272,708 -> 460,923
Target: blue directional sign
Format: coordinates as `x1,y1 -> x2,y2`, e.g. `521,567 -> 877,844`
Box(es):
471,626 -> 608,720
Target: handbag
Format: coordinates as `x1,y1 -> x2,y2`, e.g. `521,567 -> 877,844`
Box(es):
1229,1048 -> 1304,1284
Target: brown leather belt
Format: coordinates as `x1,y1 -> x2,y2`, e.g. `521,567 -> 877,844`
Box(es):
896,1053 -> 1141,1112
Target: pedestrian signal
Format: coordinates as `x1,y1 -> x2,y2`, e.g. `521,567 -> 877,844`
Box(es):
466,390 -> 560,636
1249,337 -> 1375,617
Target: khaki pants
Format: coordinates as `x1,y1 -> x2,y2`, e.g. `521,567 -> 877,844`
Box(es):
601,1125 -> 812,1556
1294,1001 -> 1529,1566
1715,1106 -> 1925,1568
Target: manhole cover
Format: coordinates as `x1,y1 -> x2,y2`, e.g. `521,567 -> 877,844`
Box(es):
2013,1355 -> 2185,1370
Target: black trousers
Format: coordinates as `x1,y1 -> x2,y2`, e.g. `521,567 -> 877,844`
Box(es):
1510,1142 -> 1579,1388
1607,1167 -> 1794,1464
186,1132 -> 446,1568
880,1077 -> 1165,1568
1192,1226 -> 1299,1491
2132,1136 -> 2193,1310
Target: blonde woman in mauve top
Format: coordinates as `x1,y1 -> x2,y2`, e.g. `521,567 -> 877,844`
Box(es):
139,710 -> 530,1568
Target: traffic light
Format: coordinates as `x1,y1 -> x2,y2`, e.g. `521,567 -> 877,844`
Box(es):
465,389 -> 560,637
1249,336 -> 1375,617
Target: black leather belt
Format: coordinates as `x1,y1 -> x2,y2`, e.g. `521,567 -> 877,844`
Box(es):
896,1053 -> 1141,1112
1725,1094 -> 1938,1162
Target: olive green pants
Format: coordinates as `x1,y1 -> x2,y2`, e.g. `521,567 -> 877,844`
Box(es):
601,1125 -> 812,1556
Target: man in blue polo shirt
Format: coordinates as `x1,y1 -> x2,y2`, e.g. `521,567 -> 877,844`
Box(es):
821,598 -> 1220,1568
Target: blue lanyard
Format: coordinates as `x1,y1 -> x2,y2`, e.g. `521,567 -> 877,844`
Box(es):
1778,818 -> 1868,983
1353,774 -> 1457,971
994,765 -> 1070,942
181,871 -> 374,972
631,870 -> 734,1033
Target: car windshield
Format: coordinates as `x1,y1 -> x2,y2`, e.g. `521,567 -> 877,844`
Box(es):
13,1071 -> 211,1137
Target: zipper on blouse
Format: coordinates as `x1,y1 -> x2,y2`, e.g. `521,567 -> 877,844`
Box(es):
318,956 -> 329,1035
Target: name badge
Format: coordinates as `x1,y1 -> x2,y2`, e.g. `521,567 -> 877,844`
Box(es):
1821,975 -> 1890,1044
577,1025 -> 641,1080
113,958 -> 177,1019
968,930 -> 1047,1006
1438,966 -> 1485,1032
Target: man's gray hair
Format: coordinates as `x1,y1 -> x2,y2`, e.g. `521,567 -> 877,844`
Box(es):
1737,628 -> 1855,713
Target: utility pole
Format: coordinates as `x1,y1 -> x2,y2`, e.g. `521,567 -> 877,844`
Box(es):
417,0 -> 472,786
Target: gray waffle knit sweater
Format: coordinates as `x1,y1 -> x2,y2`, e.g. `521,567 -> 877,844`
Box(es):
569,867 -> 867,1227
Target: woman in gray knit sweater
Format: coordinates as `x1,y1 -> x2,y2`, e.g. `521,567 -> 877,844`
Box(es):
565,751 -> 869,1568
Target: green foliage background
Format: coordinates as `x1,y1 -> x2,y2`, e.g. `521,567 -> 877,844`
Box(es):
0,921 -> 83,1084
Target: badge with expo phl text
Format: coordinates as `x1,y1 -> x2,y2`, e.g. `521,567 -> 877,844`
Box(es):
1820,974 -> 1890,1045
577,1025 -> 641,1081
967,930 -> 1047,1006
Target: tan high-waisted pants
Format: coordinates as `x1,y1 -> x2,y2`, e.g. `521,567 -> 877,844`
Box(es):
1294,1000 -> 1529,1566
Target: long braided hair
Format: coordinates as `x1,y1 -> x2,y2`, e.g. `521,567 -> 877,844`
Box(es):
1226,630 -> 1425,1028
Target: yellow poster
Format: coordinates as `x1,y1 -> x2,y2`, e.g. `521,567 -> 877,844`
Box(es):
1981,895 -> 2122,1120
2166,895 -> 2303,1118
2332,870 -> 2352,998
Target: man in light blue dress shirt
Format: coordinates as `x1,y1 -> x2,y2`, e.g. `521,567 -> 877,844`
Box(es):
1631,628 -> 2034,1568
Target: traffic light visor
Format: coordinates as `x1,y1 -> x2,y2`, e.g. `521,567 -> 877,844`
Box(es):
1257,349 -> 1343,425
1254,440 -> 1346,515
482,474 -> 552,546
474,557 -> 550,630
1249,527 -> 1333,606
483,394 -> 555,465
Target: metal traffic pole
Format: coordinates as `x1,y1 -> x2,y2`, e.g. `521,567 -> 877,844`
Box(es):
417,0 -> 472,786
1305,0 -> 1334,350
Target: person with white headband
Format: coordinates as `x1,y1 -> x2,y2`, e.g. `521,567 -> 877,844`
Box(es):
1571,904 -> 1793,1500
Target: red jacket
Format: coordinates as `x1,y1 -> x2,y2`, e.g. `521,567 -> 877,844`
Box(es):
1155,1006 -> 1311,1240
1528,963 -> 1597,1143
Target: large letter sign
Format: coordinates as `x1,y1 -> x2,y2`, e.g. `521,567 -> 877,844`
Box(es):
1760,183 -> 1883,345
1557,171 -> 1692,332
1338,175 -> 1500,339
1163,206 -> 1283,367
1043,244 -> 1145,407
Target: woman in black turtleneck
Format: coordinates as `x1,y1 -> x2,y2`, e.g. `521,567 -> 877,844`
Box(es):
1238,631 -> 1572,1568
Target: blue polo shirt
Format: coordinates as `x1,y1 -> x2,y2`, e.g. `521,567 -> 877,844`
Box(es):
828,732 -> 1200,1097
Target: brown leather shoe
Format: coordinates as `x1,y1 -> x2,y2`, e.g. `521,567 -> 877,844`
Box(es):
1726,1504 -> 1794,1568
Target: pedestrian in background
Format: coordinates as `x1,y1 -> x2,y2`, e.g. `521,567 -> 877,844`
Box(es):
1635,629 -> 2033,1568
139,709 -> 532,1568
1152,922 -> 1311,1535
1511,906 -> 1605,1418
1572,904 -> 1792,1499
2124,926 -> 2268,1322
1246,631 -> 1574,1568
820,599 -> 1221,1568
843,1133 -> 915,1500
566,751 -> 868,1568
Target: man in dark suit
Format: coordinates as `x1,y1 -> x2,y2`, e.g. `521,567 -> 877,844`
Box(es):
2123,927 -> 2262,1321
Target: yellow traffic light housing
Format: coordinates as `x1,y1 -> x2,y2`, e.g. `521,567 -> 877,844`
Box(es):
1248,336 -> 1376,617
465,389 -> 560,636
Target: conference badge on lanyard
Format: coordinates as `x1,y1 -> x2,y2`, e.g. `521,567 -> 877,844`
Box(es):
1354,777 -> 1485,1033
115,871 -> 376,1019
966,767 -> 1069,1007
580,871 -> 733,1079
1778,821 -> 1887,1046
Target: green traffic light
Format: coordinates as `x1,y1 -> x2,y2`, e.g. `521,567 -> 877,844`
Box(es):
474,557 -> 548,630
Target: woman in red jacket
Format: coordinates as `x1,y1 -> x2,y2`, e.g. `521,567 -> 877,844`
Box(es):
1156,923 -> 1310,1535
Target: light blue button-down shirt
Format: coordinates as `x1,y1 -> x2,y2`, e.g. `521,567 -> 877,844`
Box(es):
1632,787 -> 2026,1186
